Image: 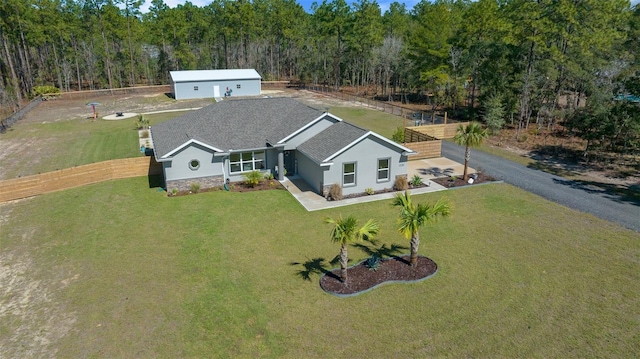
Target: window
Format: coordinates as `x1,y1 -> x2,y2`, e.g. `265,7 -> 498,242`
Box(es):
194,86 -> 199,91
189,159 -> 200,170
377,158 -> 390,182
343,162 -> 356,186
229,151 -> 264,174
236,84 -> 241,89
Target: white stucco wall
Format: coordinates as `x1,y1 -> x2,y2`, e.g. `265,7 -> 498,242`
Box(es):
172,79 -> 261,100
322,136 -> 408,196
163,143 -> 224,181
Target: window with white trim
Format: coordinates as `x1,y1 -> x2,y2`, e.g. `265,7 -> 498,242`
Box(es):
236,84 -> 241,89
194,86 -> 199,91
229,151 -> 265,174
343,162 -> 356,186
377,158 -> 390,182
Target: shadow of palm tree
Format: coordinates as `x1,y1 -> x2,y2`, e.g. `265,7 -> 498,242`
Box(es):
353,241 -> 408,259
289,257 -> 340,281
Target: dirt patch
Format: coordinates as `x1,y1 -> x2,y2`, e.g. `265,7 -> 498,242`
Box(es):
487,127 -> 639,187
0,210 -> 77,358
22,93 -> 215,124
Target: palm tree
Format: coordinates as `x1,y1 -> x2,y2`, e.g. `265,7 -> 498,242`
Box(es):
453,121 -> 489,181
391,191 -> 451,267
324,215 -> 380,282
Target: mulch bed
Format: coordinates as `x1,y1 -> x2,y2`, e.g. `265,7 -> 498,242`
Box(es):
431,172 -> 496,188
169,179 -> 285,196
320,255 -> 437,297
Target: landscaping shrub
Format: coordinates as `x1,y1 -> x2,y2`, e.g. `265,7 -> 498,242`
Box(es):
328,183 -> 343,201
391,126 -> 405,143
135,115 -> 150,129
190,183 -> 200,193
394,176 -> 408,191
32,85 -> 60,96
365,187 -> 375,195
365,255 -> 381,271
243,170 -> 262,188
410,174 -> 423,187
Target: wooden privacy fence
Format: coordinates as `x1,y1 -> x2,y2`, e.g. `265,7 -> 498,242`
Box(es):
403,122 -> 469,159
0,157 -> 162,203
406,122 -> 469,140
404,140 -> 443,159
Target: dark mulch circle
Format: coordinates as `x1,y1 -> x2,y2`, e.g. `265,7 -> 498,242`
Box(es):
320,255 -> 437,297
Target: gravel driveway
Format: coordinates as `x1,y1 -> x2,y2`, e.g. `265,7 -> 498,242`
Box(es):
442,141 -> 640,232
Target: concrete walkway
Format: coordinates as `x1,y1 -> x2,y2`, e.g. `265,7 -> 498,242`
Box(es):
281,157 -> 469,211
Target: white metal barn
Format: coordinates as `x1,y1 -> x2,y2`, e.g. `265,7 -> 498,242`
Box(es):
169,69 -> 262,100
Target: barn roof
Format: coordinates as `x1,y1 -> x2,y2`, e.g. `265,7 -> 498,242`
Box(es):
169,69 -> 261,83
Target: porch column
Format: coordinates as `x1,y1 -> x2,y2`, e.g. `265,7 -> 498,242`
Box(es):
277,149 -> 285,180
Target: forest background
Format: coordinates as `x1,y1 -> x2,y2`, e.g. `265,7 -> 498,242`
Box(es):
1,0 -> 639,160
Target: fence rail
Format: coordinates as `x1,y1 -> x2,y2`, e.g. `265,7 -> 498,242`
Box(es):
302,84 -> 462,125
0,96 -> 43,133
0,157 -> 162,203
44,85 -> 171,100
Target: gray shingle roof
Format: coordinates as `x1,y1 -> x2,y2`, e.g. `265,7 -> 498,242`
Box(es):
297,121 -> 369,163
151,97 -> 325,158
169,69 -> 261,82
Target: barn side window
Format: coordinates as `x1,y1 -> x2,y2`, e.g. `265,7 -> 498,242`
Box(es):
194,86 -> 199,91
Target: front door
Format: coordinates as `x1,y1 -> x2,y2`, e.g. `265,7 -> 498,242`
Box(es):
213,85 -> 220,98
284,151 -> 295,175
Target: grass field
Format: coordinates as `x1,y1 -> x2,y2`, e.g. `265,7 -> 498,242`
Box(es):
1,179 -> 638,357
0,111 -> 188,178
329,107 -> 407,138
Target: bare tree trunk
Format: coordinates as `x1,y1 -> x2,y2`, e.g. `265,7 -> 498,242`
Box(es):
125,4 -> 135,86
1,31 -> 23,105
73,38 -> 82,91
18,24 -> 33,96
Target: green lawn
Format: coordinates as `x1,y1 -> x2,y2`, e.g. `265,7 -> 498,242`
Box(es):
329,107 -> 407,138
0,111 -> 188,178
2,179 -> 638,357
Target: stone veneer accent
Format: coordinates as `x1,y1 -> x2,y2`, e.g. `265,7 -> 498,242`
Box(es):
167,174 -> 225,193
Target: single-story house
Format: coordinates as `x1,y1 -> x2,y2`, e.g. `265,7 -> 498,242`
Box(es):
169,69 -> 261,100
150,97 -> 415,196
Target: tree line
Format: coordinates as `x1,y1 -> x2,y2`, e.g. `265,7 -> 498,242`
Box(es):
1,0 -> 639,155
